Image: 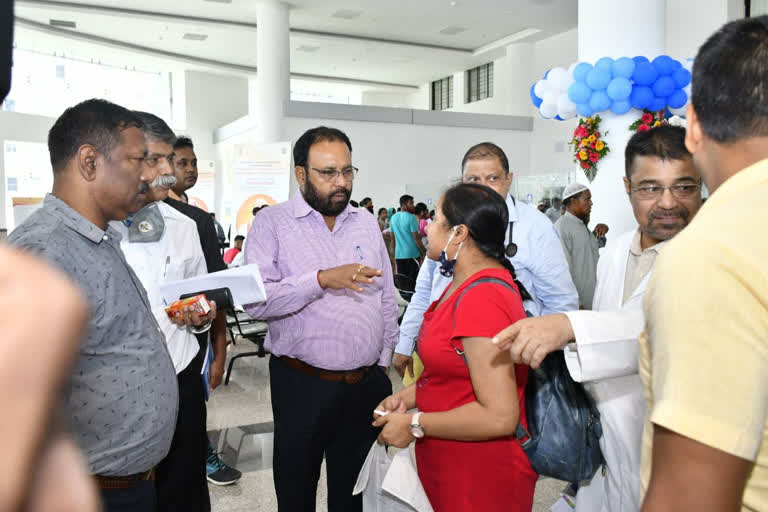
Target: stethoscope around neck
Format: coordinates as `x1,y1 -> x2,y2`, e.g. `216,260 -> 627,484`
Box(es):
505,196 -> 518,258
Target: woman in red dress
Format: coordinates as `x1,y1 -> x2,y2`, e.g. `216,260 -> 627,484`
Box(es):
374,183 -> 537,511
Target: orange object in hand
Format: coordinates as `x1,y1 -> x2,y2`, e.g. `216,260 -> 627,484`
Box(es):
164,294 -> 211,320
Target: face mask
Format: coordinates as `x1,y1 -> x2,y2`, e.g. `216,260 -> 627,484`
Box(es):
438,227 -> 463,277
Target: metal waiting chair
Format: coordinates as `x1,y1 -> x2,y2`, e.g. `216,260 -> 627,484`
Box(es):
224,309 -> 269,385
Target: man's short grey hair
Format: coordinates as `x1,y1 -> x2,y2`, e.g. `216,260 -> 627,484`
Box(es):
132,111 -> 176,146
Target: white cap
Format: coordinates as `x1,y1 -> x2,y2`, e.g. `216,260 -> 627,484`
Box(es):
562,183 -> 589,201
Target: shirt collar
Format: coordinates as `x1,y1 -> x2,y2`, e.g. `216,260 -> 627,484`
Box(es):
43,193 -> 122,244
506,194 -> 519,223
564,210 -> 580,222
630,228 -> 666,256
290,190 -> 358,222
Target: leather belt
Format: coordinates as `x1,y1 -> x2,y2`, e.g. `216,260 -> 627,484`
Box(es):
94,468 -> 156,489
279,356 -> 374,384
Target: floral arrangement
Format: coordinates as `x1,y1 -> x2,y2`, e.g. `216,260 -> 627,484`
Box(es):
569,115 -> 609,182
629,109 -> 668,132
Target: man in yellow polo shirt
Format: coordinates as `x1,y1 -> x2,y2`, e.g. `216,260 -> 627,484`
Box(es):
639,16 -> 768,511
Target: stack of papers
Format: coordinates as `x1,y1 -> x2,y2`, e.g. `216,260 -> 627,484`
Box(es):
159,263 -> 267,307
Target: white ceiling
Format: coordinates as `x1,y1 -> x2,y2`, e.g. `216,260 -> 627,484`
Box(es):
13,0 -> 577,88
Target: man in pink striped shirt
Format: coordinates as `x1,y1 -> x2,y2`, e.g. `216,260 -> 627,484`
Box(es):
245,126 -> 398,511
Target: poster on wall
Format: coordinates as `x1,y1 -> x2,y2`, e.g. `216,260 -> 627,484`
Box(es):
188,159 -> 215,213
232,141 -> 291,235
12,197 -> 43,232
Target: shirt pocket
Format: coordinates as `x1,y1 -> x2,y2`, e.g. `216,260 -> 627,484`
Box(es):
163,259 -> 192,281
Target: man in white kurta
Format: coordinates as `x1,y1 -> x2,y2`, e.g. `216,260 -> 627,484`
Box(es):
492,124 -> 702,512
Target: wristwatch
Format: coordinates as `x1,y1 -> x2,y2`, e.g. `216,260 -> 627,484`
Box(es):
410,412 -> 425,439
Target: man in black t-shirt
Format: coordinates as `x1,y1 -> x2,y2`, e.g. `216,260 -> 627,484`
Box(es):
168,136 -> 242,486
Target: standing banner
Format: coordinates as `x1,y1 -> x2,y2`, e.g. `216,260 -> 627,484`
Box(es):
188,159 -> 216,212
232,141 -> 291,235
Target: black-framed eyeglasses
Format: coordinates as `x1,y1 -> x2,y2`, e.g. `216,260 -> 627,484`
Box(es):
630,182 -> 701,200
310,166 -> 359,182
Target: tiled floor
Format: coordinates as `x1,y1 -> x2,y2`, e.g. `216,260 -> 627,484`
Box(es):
207,341 -> 566,512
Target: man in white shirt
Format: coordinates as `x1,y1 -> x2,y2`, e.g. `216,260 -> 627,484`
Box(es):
392,142 -> 578,378
493,125 -> 702,512
111,112 -> 215,512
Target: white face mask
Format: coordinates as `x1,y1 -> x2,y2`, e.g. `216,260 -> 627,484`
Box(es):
438,226 -> 463,277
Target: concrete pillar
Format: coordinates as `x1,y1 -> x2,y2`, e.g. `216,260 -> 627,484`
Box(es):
248,0 -> 289,143
576,0 -> 666,236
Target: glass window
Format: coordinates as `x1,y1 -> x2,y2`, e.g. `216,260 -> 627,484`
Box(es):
4,140 -> 51,233
465,62 -> 494,104
431,76 -> 453,111
2,48 -> 173,123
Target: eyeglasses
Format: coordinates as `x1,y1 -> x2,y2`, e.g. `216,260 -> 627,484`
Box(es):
310,166 -> 359,182
630,183 -> 701,200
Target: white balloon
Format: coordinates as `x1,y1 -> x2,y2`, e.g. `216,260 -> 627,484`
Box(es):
534,79 -> 551,98
539,101 -> 558,119
557,93 -> 578,119
542,90 -> 559,107
548,67 -> 572,92
568,62 -> 578,76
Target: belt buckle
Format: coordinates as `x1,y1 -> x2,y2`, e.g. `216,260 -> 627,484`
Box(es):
343,371 -> 363,384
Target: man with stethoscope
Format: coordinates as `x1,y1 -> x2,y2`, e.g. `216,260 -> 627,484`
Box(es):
392,142 -> 579,379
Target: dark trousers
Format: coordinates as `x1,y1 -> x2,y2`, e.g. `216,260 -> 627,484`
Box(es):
101,481 -> 157,512
269,355 -> 392,512
156,348 -> 210,512
395,258 -> 420,288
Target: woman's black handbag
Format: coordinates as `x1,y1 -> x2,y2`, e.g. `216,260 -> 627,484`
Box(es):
451,277 -> 605,483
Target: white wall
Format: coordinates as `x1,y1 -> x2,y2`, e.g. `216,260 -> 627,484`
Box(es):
281,116 -> 532,210
182,70 -> 249,216
0,111 -> 57,230
528,29 -> 579,177
448,43 -> 533,117
360,90 -> 420,109
666,0 -> 744,58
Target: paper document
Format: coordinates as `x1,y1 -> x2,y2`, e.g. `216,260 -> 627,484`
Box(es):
159,263 -> 267,307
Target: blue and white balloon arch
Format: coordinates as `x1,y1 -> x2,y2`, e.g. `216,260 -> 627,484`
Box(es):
530,56 -> 693,120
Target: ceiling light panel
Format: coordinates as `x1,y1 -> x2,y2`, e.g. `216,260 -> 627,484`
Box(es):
183,33 -> 209,41
331,9 -> 363,20
49,19 -> 76,28
439,26 -> 467,36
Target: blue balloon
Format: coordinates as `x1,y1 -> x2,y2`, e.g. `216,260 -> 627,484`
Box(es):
568,81 -> 592,104
648,96 -> 667,112
595,57 -> 614,72
668,89 -> 688,109
610,100 -> 632,115
652,55 -> 676,76
629,85 -> 654,109
544,69 -> 551,79
611,57 -> 635,79
672,67 -> 692,88
573,62 -> 593,82
671,59 -> 683,71
632,62 -> 658,86
586,68 -> 611,90
530,83 -> 543,108
577,103 -> 594,117
633,56 -> 650,65
606,77 -> 633,100
653,76 -> 676,98
589,90 -> 611,112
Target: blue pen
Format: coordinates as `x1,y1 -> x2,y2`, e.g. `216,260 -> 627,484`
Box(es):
356,245 -> 364,260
